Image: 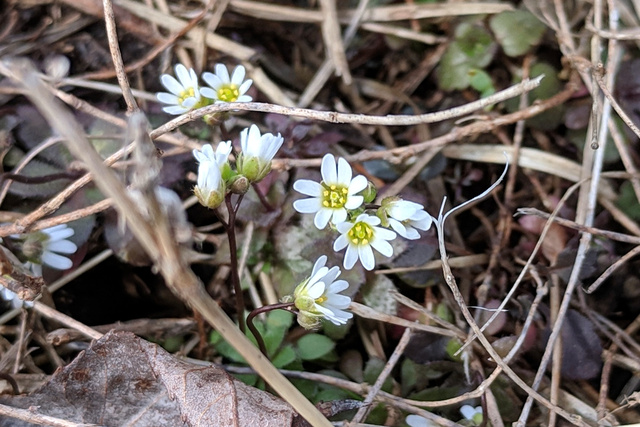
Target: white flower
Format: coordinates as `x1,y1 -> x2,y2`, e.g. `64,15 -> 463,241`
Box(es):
16,224 -> 77,277
293,255 -> 352,328
156,64 -> 203,115
0,287 -> 34,309
193,159 -> 225,209
383,198 -> 433,240
405,414 -> 439,427
460,405 -> 483,425
333,214 -> 396,271
236,124 -> 284,182
201,64 -> 253,103
193,140 -> 232,170
293,154 -> 368,230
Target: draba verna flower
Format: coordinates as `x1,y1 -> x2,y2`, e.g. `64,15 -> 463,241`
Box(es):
292,255 -> 352,329
156,63 -> 203,115
333,213 -> 396,271
193,140 -> 233,178
18,224 -> 77,277
236,124 -> 284,182
201,64 -> 253,103
381,198 -> 433,240
293,154 -> 368,230
193,159 -> 225,209
460,405 -> 483,426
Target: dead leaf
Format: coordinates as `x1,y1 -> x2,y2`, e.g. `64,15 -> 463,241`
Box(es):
0,331 -> 300,427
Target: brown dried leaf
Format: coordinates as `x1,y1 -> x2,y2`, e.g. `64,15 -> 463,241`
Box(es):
0,331 -> 299,427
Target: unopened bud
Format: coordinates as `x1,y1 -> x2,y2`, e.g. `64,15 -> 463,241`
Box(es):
228,175 -> 250,194
361,181 -> 377,204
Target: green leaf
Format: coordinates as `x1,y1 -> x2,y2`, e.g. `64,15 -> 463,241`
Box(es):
490,10 -> 546,57
506,62 -> 564,130
363,358 -> 393,392
438,22 -> 496,91
267,309 -> 294,330
616,181 -> 640,221
272,344 -> 297,368
296,333 -> 335,361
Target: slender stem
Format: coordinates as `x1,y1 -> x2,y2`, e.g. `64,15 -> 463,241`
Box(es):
252,183 -> 275,212
247,302 -> 295,357
225,193 -> 246,332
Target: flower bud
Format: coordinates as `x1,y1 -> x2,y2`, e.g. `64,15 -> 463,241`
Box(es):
228,175 -> 250,194
296,311 -> 322,330
361,181 -> 377,204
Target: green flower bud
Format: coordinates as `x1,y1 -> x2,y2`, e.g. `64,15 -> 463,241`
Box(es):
361,181 -> 377,204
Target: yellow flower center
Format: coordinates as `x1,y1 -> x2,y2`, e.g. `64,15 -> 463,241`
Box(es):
321,183 -> 349,209
315,296 -> 327,304
178,87 -> 196,105
348,221 -> 374,246
217,84 -> 240,102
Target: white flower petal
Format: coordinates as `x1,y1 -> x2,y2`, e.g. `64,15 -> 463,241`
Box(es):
402,225 -> 421,240
460,405 -> 480,421
215,64 -> 230,83
156,92 -> 180,105
388,218 -> 408,237
331,208 -> 347,225
328,279 -> 349,294
202,71 -> 224,90
161,74 -> 183,96
358,245 -> 375,271
333,234 -> 349,251
236,94 -> 253,103
175,64 -> 191,88
293,179 -> 323,197
200,87 -> 216,99
321,153 -> 337,184
163,105 -> 188,115
336,222 -> 353,234
314,208 -> 333,229
311,255 -> 327,277
231,65 -> 246,85
409,212 -> 433,231
344,195 -> 363,210
293,198 -> 321,214
45,226 -> 74,241
343,244 -> 359,270
370,238 -> 393,257
47,240 -> 77,254
325,293 -> 351,308
42,251 -> 72,270
306,281 -> 326,299
373,226 -> 396,241
336,157 -> 352,185
238,80 -> 253,95
362,215 -> 381,226
181,97 -> 197,109
348,174 -> 368,195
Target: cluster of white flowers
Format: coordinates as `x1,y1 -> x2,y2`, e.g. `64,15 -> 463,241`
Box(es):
156,63 -> 253,115
192,125 -> 283,209
293,153 -> 433,271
